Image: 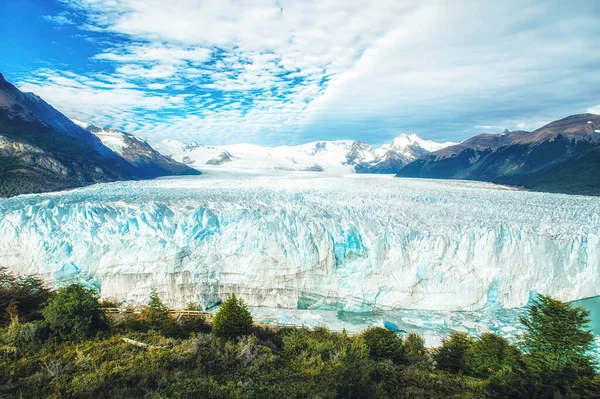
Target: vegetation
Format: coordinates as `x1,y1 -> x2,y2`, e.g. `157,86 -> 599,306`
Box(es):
211,293 -> 253,339
0,268 -> 598,398
519,295 -> 597,397
0,266 -> 53,326
41,284 -> 107,341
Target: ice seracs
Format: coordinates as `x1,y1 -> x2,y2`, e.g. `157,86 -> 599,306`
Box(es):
1,172 -> 598,312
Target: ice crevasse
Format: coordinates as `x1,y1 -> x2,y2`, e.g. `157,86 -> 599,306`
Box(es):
0,173 -> 599,311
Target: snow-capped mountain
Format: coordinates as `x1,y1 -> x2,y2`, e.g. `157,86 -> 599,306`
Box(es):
73,120 -> 200,178
153,134 -> 456,174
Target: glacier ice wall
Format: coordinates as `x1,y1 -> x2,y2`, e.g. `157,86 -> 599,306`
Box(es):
1,171 -> 599,311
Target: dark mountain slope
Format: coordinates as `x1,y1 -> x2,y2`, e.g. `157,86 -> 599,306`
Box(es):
0,108 -> 136,197
0,73 -> 197,197
77,122 -> 200,178
397,114 -> 600,196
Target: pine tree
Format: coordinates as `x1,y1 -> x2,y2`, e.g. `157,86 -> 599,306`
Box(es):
141,288 -> 170,327
211,293 -> 253,339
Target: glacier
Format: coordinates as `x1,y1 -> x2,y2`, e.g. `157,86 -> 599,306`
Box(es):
1,169 -> 600,313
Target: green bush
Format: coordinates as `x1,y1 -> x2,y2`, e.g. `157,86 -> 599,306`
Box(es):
1,316 -> 45,356
41,284 -> 106,341
434,332 -> 474,374
211,293 -> 253,339
466,332 -> 523,378
0,266 -> 52,326
403,332 -> 429,366
140,289 -> 183,337
0,277 -> 597,399
361,326 -> 403,362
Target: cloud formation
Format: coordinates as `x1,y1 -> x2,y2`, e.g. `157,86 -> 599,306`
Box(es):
14,0 -> 600,145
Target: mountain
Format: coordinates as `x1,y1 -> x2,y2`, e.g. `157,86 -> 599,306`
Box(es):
73,120 -> 200,178
154,134 -> 455,174
397,114 -> 600,195
0,73 -> 141,197
351,133 -> 457,174
0,73 -> 200,197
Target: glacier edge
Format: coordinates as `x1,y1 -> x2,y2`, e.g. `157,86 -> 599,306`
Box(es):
0,172 -> 599,311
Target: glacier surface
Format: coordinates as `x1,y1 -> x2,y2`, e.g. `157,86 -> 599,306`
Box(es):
1,169 -> 600,312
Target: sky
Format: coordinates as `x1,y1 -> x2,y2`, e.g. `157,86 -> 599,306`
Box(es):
0,0 -> 599,146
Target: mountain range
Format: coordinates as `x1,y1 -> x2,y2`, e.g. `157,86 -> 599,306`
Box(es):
0,73 -> 198,197
1,72 -> 599,197
397,114 -> 600,196
153,133 -> 456,175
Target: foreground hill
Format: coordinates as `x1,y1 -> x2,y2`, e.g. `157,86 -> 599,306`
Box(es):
73,120 -> 200,178
397,114 -> 600,195
0,73 -> 198,197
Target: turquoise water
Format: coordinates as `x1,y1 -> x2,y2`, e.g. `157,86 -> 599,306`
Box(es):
571,296 -> 600,335
252,296 -> 600,351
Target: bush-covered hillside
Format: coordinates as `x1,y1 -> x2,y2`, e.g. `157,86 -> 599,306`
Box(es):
1,267 -> 599,398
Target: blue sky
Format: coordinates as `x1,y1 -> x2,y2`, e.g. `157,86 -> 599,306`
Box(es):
1,0 -> 599,146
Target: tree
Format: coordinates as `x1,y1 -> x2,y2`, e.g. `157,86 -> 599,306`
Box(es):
0,266 -> 52,326
212,293 -> 253,339
465,332 -> 523,378
434,332 -> 474,374
140,289 -> 182,337
519,295 -> 596,395
41,284 -> 106,340
403,332 -> 428,366
361,326 -> 403,362
141,288 -> 170,327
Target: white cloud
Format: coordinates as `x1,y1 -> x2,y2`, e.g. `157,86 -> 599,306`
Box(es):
588,105 -> 600,115
94,44 -> 212,64
115,64 -> 178,79
18,69 -> 185,129
147,83 -> 167,90
30,0 -> 600,145
43,14 -> 75,25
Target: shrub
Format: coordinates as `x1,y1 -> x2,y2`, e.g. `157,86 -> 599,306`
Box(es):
1,316 -> 45,356
140,289 -> 182,337
403,332 -> 428,366
41,284 -> 106,341
465,332 -> 523,378
361,326 -> 403,362
434,332 -> 474,374
0,266 -> 52,326
99,298 -> 119,308
141,289 -> 170,326
211,293 -> 253,339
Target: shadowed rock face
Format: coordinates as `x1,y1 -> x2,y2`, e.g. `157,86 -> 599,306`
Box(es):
206,151 -> 234,165
398,114 -> 600,196
0,73 -> 201,197
77,122 -> 201,178
0,73 -> 140,197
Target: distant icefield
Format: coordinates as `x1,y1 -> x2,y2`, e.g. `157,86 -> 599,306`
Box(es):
1,169 -> 600,343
